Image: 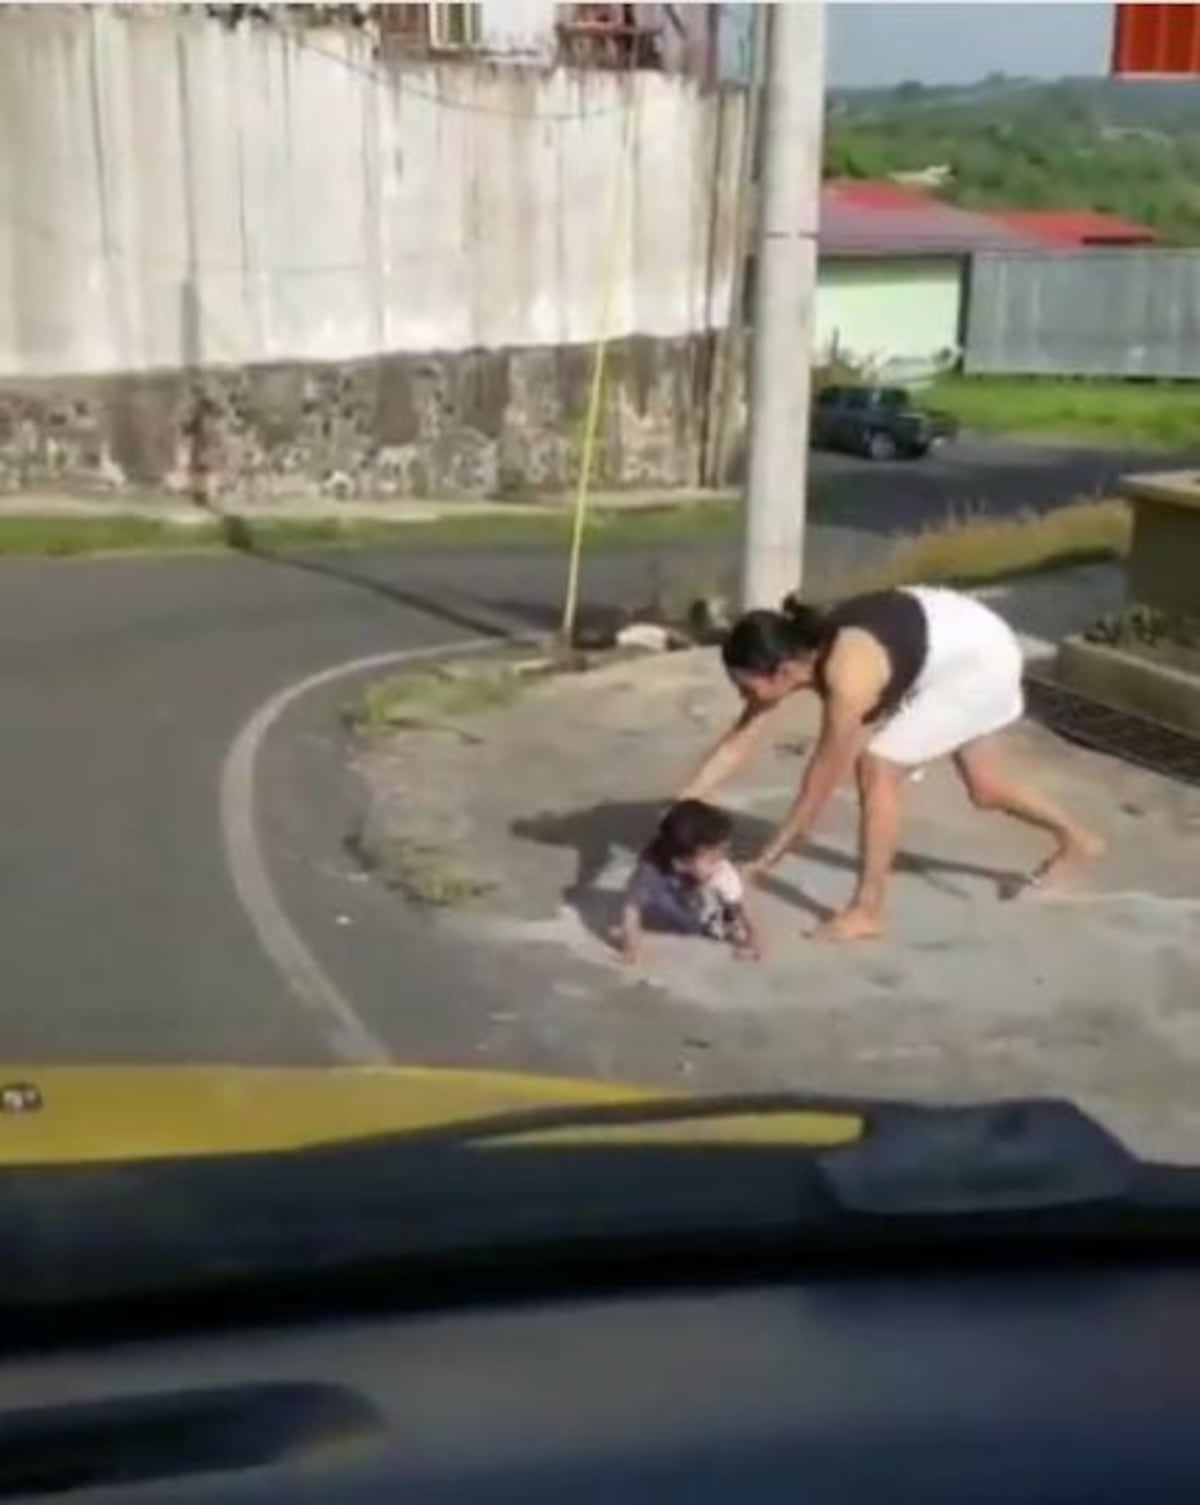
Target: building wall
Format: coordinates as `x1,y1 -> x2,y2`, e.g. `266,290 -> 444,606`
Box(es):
479,0 -> 558,60
816,258 -> 963,379
0,7 -> 746,498
964,249 -> 1200,378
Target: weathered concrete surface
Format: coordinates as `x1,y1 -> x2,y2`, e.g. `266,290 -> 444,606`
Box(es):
0,334 -> 717,501
355,646 -> 1200,1161
1122,470 -> 1200,616
1058,635 -> 1200,737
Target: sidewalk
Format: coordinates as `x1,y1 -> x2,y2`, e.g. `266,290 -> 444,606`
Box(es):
353,639 -> 1199,1162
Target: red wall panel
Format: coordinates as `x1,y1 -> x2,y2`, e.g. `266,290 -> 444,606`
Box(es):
1112,3 -> 1200,76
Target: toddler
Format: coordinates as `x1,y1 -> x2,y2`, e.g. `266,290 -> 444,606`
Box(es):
619,800 -> 763,965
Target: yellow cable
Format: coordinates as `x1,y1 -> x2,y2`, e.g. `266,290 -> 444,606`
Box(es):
560,95 -> 636,645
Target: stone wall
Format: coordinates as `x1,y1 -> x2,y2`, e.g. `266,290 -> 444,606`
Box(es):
0,332 -> 723,500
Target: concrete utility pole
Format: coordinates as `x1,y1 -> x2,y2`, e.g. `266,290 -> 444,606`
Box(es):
740,1 -> 826,610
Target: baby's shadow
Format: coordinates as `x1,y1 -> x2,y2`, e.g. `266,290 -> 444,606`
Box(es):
511,801 -> 834,941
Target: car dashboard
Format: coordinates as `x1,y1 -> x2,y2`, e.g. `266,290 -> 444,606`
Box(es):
0,1261 -> 1197,1502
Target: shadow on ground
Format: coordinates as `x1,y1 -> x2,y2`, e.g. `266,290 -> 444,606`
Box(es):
219,515 -> 647,643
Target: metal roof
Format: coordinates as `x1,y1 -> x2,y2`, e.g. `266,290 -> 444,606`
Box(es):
820,180 -> 1045,258
986,209 -> 1160,247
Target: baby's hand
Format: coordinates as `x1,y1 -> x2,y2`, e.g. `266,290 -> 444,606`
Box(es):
731,925 -> 764,963
610,926 -> 640,966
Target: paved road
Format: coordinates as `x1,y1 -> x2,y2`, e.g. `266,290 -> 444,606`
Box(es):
0,545 -> 689,1065
807,436 -> 1183,539
0,436 -> 1171,1066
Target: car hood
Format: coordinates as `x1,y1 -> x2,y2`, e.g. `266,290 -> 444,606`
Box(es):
0,1065 -> 864,1166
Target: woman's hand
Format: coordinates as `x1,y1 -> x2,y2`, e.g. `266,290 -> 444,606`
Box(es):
745,828 -> 795,882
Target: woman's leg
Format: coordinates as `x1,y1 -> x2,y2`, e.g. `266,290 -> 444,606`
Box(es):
817,752 -> 903,941
953,734 -> 1104,889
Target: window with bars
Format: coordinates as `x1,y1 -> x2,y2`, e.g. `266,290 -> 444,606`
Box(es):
429,2 -> 483,51
375,3 -> 483,53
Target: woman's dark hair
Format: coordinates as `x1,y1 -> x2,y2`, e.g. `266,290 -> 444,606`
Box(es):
721,593 -> 827,675
645,799 -> 732,870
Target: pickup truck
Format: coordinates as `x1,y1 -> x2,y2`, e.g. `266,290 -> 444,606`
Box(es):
811,384 -> 959,461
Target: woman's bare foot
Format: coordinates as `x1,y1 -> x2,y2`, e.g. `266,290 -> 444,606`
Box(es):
1006,830 -> 1106,898
815,906 -> 885,942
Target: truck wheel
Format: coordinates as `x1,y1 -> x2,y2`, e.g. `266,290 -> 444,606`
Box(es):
866,431 -> 897,461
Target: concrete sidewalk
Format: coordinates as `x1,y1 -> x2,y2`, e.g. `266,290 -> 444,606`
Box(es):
354,640 -> 1199,1162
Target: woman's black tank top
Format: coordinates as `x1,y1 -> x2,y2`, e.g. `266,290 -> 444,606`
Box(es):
813,588 -> 929,723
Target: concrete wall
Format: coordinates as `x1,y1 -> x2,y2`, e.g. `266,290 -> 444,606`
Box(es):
0,7 -> 745,498
478,0 -> 558,59
817,258 -> 963,379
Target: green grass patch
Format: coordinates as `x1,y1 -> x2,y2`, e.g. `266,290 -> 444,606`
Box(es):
348,831 -> 493,908
346,662 -> 530,742
929,375 -> 1200,450
1086,603 -> 1200,676
0,496 -> 740,560
0,513 -> 222,558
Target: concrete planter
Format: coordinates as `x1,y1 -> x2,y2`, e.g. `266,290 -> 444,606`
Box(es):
1057,635 -> 1200,738
1121,472 -> 1200,618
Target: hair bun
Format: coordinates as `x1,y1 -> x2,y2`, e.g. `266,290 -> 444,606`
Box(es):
780,593 -> 825,633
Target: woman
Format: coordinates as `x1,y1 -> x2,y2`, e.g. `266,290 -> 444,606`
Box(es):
678,585 -> 1102,942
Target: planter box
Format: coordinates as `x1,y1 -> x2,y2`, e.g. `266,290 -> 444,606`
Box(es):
1121,472 -> 1200,617
1057,635 -> 1200,738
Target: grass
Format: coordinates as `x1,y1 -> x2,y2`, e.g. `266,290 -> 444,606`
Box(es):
1086,604 -> 1200,676
346,830 -> 493,908
0,497 -> 739,560
671,498 -> 1132,612
835,497 -> 1132,599
346,662 -> 532,742
929,375 -> 1200,450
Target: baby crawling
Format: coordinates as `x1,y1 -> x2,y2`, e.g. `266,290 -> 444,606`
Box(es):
619,800 -> 764,966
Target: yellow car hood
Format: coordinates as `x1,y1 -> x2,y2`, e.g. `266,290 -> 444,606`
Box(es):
0,1065 -> 862,1167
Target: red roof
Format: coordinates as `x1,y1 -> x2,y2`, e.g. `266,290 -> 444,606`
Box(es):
986,209 -> 1160,247
819,180 -> 1040,258
824,179 -> 938,211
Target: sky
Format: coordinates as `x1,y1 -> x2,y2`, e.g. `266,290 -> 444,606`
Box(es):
826,2 -> 1115,89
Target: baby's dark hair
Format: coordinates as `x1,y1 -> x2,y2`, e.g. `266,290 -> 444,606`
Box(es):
645,799 -> 733,870
721,592 -> 827,675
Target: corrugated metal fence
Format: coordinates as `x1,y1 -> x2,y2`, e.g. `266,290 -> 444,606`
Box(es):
964,249 -> 1200,378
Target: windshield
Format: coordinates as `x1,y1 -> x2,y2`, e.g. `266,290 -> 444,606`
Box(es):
1,1 -> 1197,1312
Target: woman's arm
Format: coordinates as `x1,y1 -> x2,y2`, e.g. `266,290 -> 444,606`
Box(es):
749,642 -> 877,873
677,701 -> 773,803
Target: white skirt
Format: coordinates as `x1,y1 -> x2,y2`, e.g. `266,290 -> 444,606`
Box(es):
867,586 -> 1025,767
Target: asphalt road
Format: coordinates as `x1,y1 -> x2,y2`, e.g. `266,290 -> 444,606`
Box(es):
0,438 -> 1179,1067
807,435 -> 1181,538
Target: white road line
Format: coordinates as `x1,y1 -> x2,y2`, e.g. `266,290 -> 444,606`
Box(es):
220,636 -> 506,1064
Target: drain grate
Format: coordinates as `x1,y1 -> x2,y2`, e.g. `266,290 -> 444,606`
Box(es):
1024,671 -> 1200,787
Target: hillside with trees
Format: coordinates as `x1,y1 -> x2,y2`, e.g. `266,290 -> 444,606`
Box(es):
825,75 -> 1200,242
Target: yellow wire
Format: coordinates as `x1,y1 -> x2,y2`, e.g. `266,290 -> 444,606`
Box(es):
560,97 -> 636,645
